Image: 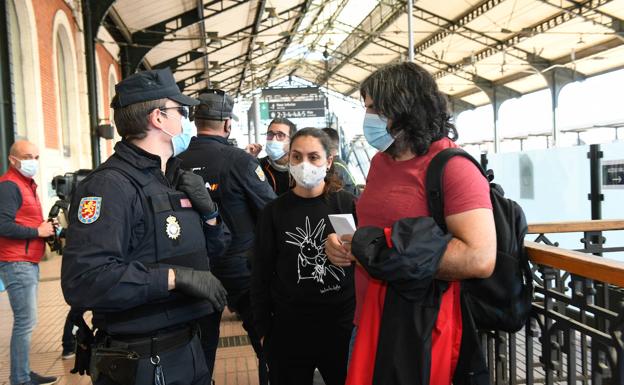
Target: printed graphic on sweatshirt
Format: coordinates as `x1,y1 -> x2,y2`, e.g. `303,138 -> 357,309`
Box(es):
285,216 -> 345,289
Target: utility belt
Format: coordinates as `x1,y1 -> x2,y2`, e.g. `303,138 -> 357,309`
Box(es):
91,325 -> 198,385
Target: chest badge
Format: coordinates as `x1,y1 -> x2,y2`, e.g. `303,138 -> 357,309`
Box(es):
165,215 -> 181,240
78,197 -> 102,224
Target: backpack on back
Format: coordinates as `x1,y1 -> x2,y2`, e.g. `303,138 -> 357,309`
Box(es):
425,148 -> 533,333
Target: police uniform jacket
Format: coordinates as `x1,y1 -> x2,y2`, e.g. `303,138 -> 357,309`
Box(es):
179,135 -> 276,257
61,140 -> 226,335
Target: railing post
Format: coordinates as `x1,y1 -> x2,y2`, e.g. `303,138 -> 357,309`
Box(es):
480,152 -> 489,170
588,144 -> 603,221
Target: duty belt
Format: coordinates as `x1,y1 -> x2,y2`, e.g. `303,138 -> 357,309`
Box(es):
102,325 -> 196,358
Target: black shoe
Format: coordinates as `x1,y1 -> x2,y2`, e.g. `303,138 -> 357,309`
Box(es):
29,372 -> 58,385
61,348 -> 75,360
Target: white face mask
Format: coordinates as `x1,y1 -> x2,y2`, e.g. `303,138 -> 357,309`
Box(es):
289,161 -> 327,189
13,158 -> 38,178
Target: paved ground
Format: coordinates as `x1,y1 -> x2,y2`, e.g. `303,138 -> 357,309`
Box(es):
0,256 -> 259,385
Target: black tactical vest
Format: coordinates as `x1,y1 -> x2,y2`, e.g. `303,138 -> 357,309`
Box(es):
89,155 -> 216,335
181,138 -> 256,254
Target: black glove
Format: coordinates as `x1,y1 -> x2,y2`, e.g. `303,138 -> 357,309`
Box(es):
177,170 -> 217,217
175,268 -> 227,310
70,316 -> 94,376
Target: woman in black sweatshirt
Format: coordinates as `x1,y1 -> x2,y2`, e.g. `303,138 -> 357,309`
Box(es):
251,127 -> 356,385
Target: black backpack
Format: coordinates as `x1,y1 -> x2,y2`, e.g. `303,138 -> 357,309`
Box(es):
425,148 -> 533,333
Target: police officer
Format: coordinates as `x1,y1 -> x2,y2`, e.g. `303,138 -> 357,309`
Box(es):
257,118 -> 297,195
321,127 -> 361,197
179,90 -> 276,385
61,68 -> 227,385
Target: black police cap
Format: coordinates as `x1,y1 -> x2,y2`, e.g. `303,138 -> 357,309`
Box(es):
110,68 -> 199,109
194,90 -> 239,121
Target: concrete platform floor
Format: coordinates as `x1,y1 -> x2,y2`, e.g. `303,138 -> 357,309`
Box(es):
0,256 -> 260,385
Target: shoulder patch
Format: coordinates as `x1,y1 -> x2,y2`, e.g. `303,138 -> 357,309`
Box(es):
255,165 -> 266,181
78,197 -> 102,224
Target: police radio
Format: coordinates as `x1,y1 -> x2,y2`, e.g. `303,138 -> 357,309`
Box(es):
46,169 -> 91,253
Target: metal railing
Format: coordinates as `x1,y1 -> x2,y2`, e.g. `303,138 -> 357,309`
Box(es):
484,220 -> 624,384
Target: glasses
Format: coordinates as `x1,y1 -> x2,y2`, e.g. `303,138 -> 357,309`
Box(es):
159,106 -> 189,119
266,131 -> 289,141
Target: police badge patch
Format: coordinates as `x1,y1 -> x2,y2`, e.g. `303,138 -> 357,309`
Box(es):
165,215 -> 181,240
78,197 -> 102,224
255,165 -> 266,181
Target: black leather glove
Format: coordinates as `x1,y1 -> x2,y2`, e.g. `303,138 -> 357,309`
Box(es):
70,316 -> 94,376
175,268 -> 227,310
177,170 -> 217,217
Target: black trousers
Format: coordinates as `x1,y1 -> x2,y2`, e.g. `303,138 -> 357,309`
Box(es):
264,312 -> 353,385
62,307 -> 85,352
94,334 -> 210,385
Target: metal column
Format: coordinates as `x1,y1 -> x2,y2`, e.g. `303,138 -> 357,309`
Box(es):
0,0 -> 15,173
407,0 -> 414,62
252,94 -> 261,144
82,0 -> 101,168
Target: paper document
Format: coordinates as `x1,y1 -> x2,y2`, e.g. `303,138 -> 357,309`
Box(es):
328,214 -> 357,237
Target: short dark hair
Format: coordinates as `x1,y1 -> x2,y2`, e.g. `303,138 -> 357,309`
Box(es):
113,98 -> 168,140
290,127 -> 343,194
268,118 -> 297,137
321,127 -> 339,154
360,62 -> 457,156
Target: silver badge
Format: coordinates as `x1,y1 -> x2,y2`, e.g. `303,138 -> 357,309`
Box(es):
165,215 -> 181,240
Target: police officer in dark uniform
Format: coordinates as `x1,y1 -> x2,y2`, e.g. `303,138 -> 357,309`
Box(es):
178,90 -> 276,385
61,68 -> 227,385
322,127 -> 361,197
257,118 -> 297,195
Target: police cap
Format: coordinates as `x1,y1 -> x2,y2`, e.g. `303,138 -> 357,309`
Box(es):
194,90 -> 239,121
110,68 -> 199,109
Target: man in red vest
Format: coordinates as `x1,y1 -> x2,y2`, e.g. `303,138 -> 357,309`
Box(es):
0,140 -> 58,385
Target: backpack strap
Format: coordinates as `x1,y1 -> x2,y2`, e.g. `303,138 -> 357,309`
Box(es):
425,148 -> 487,233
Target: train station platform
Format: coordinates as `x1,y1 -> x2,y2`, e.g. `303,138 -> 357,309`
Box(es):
0,256 -> 260,385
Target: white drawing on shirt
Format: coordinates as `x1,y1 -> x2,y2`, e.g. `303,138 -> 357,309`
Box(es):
285,216 -> 345,286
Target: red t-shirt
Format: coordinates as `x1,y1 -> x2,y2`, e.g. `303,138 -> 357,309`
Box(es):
355,137 -> 491,323
352,137 -> 491,384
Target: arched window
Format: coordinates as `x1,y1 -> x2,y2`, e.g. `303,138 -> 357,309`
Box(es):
8,0 -> 27,138
109,69 -> 120,143
55,28 -> 72,157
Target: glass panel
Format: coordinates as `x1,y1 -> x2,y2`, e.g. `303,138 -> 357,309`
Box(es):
56,36 -> 71,157
487,144 -> 624,262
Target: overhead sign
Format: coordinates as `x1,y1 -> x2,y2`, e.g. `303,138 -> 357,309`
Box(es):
603,160 -> 624,189
264,100 -> 325,119
262,87 -> 320,98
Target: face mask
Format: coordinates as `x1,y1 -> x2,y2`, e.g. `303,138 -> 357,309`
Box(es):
363,113 -> 394,151
161,114 -> 197,156
17,159 -> 38,178
265,140 -> 287,161
289,162 -> 327,189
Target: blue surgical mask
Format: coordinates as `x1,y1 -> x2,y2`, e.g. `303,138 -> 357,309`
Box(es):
161,114 -> 197,156
17,159 -> 38,178
363,113 -> 394,151
265,140 -> 287,161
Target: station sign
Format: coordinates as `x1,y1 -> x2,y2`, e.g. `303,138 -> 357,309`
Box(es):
260,100 -> 325,119
603,160 -> 624,189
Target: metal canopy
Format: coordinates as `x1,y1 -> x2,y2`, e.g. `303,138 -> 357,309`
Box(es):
102,0 -> 624,105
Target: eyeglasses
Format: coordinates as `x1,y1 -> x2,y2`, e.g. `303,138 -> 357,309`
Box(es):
266,131 -> 289,141
159,106 -> 189,119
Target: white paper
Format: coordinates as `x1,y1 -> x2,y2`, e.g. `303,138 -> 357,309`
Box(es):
328,214 -> 357,237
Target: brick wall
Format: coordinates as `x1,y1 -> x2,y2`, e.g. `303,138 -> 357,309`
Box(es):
33,0 -> 77,150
